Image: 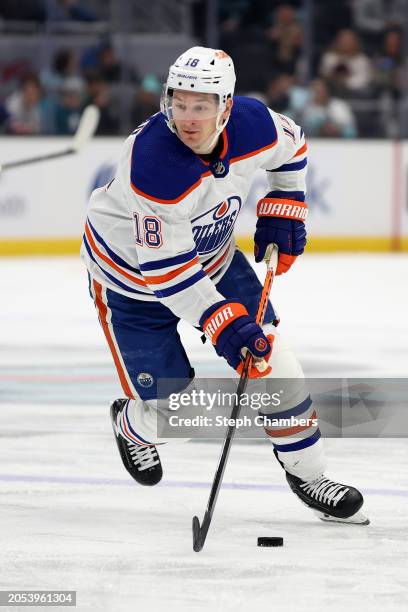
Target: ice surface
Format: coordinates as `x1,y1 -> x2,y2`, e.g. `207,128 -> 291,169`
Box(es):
0,254 -> 407,611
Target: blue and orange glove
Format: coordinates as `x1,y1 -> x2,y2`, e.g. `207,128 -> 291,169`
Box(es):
254,194 -> 308,275
200,300 -> 274,378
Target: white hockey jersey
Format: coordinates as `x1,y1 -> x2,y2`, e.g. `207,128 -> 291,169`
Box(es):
81,96 -> 307,327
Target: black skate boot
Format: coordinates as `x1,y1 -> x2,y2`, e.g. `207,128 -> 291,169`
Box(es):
285,472 -> 369,525
272,449 -> 369,524
110,399 -> 163,486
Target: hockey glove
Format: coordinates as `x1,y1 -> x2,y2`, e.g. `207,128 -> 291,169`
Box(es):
200,300 -> 275,378
254,195 -> 308,275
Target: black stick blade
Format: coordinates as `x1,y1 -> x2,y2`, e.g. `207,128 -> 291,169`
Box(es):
192,515 -> 203,552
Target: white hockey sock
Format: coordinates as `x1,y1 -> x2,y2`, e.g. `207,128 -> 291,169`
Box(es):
275,438 -> 327,482
119,397 -> 190,446
117,398 -> 159,446
260,324 -> 327,482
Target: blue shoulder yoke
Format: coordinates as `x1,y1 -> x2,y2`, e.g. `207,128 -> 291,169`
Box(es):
130,113 -> 208,203
130,97 -> 278,202
227,96 -> 277,161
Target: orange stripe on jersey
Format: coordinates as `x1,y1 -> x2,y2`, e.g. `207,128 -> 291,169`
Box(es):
294,142 -> 307,157
204,244 -> 230,275
265,411 -> 317,438
143,256 -> 199,285
85,224 -> 146,287
131,171 -> 212,204
220,129 -> 228,158
230,139 -> 278,164
199,129 -> 229,165
203,302 -> 248,344
93,280 -> 135,399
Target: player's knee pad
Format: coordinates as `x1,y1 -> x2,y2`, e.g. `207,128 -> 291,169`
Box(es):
258,323 -> 307,410
262,323 -> 305,379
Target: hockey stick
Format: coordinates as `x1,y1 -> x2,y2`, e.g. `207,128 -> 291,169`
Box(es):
192,243 -> 279,552
0,105 -> 100,173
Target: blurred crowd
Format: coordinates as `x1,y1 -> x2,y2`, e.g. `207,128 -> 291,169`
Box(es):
0,40 -> 161,137
219,0 -> 406,138
0,0 -> 98,23
0,0 -> 406,138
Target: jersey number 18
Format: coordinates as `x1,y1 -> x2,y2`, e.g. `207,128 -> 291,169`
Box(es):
133,212 -> 163,248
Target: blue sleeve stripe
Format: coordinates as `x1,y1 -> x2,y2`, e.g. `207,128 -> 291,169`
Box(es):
140,247 -> 198,272
87,218 -> 142,274
273,429 -> 321,452
154,269 -> 206,298
266,190 -> 306,202
83,236 -> 149,296
269,158 -> 307,173
259,396 -> 312,420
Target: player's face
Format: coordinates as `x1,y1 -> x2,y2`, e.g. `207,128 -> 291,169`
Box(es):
172,90 -> 228,152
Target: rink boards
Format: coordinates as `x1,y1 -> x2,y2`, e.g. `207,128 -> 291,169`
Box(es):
0,137 -> 407,254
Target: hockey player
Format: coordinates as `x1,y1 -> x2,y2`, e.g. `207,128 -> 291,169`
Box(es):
81,47 -> 368,525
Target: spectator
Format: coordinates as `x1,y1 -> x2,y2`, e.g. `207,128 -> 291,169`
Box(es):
81,40 -> 138,84
353,0 -> 405,50
375,29 -> 402,98
262,5 -> 303,79
219,0 -> 303,37
46,0 -> 97,22
320,29 -> 374,93
97,43 -> 123,83
301,78 -> 357,138
130,74 -> 161,128
85,76 -> 120,135
40,49 -> 85,96
54,76 -> 84,134
270,21 -> 303,77
267,4 -> 299,45
4,75 -> 46,135
266,74 -> 294,114
265,73 -> 309,121
0,59 -> 33,91
326,64 -> 354,99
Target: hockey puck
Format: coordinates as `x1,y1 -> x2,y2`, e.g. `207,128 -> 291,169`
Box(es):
257,537 -> 284,547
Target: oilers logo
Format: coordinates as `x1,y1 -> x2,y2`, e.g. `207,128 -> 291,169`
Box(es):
192,196 -> 242,254
137,372 -> 154,388
211,160 -> 226,176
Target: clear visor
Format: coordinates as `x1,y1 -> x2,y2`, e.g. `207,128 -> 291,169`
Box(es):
163,87 -> 220,122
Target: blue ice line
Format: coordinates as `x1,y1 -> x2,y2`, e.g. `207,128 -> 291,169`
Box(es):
0,474 -> 407,498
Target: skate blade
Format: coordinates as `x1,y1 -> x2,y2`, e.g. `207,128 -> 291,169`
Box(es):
313,509 -> 370,525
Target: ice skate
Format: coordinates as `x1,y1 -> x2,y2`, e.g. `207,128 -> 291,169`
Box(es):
110,399 -> 163,486
285,471 -> 370,525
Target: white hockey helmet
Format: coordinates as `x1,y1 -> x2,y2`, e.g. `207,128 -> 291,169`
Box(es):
161,46 -> 236,138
